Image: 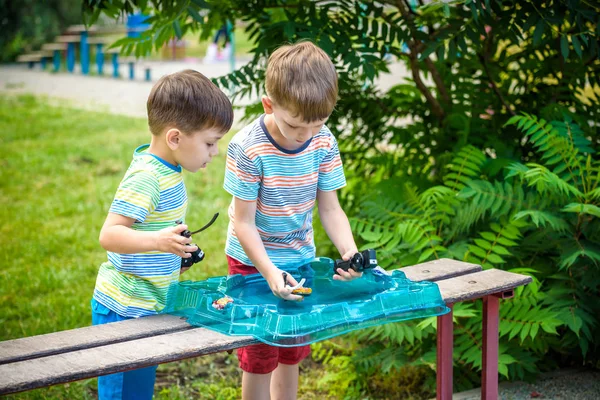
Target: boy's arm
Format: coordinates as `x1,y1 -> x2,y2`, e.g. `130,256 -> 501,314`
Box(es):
316,189 -> 362,281
233,197 -> 302,301
99,212 -> 197,258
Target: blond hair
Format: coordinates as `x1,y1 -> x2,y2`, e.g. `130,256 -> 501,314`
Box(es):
265,41 -> 338,122
147,69 -> 233,135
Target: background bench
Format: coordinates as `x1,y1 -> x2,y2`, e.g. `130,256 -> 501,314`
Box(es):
0,259 -> 531,399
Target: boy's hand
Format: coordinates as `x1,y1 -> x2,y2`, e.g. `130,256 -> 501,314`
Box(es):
155,224 -> 198,258
333,248 -> 364,281
265,268 -> 304,301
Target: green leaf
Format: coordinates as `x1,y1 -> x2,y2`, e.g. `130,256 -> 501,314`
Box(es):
560,36 -> 569,59
491,245 -> 511,256
172,20 -> 182,39
474,239 -> 492,250
468,245 -> 488,259
486,253 -> 505,264
419,42 -> 439,61
562,203 -> 600,218
481,232 -> 497,241
533,20 -> 544,47
360,230 -> 383,242
571,35 -> 583,58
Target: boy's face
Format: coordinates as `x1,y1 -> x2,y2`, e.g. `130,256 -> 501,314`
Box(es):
174,128 -> 225,173
263,97 -> 328,149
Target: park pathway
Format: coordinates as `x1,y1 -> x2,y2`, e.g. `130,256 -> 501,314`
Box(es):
0,59 -> 410,127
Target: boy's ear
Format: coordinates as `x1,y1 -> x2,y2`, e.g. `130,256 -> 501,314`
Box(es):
261,96 -> 274,114
165,128 -> 181,150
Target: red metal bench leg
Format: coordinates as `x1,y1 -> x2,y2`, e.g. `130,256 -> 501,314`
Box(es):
437,303 -> 453,400
482,295 -> 499,400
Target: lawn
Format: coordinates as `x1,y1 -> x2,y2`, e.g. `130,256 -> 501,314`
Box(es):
0,94 -> 337,399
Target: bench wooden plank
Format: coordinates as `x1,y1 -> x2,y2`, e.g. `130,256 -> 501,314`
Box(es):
41,43 -> 66,51
402,258 -> 481,282
87,37 -> 111,45
437,269 -> 532,303
66,25 -> 98,33
0,329 -> 256,395
0,259 -> 479,365
56,35 -> 81,43
0,314 -> 191,365
17,54 -> 43,62
0,265 -> 531,396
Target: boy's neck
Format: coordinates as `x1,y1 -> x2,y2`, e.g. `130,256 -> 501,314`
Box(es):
263,114 -> 303,151
148,136 -> 177,166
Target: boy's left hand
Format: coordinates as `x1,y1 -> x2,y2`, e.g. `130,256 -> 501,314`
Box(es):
180,266 -> 191,275
333,248 -> 363,281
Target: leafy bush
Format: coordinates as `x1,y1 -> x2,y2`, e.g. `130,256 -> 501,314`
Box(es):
339,113 -> 599,394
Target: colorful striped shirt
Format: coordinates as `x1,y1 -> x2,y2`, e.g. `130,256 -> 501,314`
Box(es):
224,115 -> 346,268
93,144 -> 187,318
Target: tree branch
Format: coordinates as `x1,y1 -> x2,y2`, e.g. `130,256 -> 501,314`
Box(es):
478,28 -> 515,116
478,54 -> 515,116
424,58 -> 451,104
410,55 -> 445,118
394,0 -> 448,117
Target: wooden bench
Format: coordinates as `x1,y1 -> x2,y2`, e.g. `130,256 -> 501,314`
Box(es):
41,43 -> 66,72
0,260 -> 531,399
87,37 -> 111,76
16,53 -> 44,69
55,35 -> 81,73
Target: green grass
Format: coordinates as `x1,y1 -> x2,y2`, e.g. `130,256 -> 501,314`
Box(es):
0,94 -> 340,400
0,94 -> 239,398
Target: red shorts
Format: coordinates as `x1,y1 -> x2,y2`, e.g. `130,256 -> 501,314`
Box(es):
227,255 -> 311,374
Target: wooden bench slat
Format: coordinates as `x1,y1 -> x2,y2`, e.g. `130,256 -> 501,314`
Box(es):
0,314 -> 190,365
437,269 -> 532,303
0,329 -> 256,395
0,259 -> 479,365
55,35 -> 81,43
401,258 -> 481,282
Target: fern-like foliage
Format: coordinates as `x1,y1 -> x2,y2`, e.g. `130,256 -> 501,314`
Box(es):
443,145 -> 486,192
505,113 -> 590,193
341,114 -> 600,393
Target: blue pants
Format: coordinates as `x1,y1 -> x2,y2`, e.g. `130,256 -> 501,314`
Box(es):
91,299 -> 158,400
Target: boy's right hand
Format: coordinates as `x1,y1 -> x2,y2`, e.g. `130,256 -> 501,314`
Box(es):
265,268 -> 304,302
155,224 -> 199,258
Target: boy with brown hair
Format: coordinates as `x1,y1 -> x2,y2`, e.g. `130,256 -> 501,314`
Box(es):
224,41 -> 361,399
92,69 -> 233,399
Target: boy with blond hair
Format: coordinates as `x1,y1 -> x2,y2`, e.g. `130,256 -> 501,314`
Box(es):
224,41 -> 362,399
92,69 -> 233,399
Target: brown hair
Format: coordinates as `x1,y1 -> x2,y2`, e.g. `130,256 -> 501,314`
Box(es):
265,41 -> 338,122
147,69 -> 233,135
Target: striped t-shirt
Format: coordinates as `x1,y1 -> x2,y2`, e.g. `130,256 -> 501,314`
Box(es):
224,115 -> 346,268
93,144 -> 187,318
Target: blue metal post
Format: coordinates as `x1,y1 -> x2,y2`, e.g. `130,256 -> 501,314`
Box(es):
96,44 -> 104,75
80,31 -> 89,75
67,42 -> 75,73
40,57 -> 47,70
112,53 -> 119,78
227,20 -> 235,73
129,61 -> 135,80
53,50 -> 61,72
145,68 -> 151,82
28,61 -> 34,69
